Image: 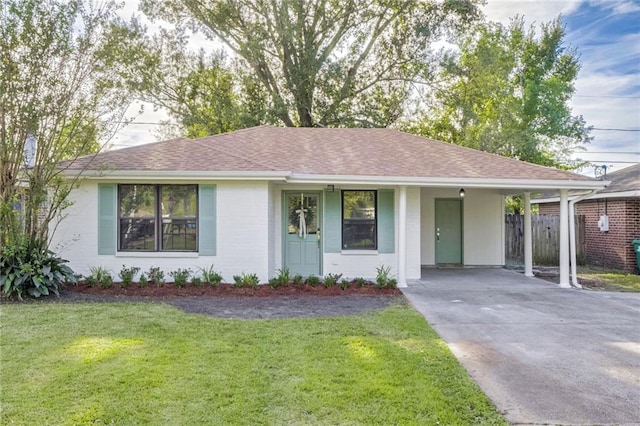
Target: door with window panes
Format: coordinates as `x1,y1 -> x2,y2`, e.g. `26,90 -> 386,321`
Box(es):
284,192 -> 321,276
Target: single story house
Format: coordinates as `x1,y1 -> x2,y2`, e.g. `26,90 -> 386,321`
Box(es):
534,163 -> 639,272
53,126 -> 607,287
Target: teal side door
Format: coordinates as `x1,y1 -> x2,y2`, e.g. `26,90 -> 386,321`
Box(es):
435,199 -> 462,264
284,192 -> 321,276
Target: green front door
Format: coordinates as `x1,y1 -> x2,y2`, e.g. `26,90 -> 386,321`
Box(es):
435,199 -> 462,264
284,192 -> 321,276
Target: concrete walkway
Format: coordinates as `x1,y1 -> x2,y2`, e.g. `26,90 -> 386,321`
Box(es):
401,268 -> 640,425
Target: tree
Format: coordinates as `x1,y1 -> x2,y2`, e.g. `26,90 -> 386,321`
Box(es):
410,17 -> 590,169
140,0 -> 482,128
0,0 -> 142,297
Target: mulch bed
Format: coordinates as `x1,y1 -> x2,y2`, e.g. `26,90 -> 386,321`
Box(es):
69,281 -> 402,297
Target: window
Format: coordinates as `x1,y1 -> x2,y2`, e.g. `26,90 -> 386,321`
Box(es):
342,190 -> 377,250
118,184 -> 197,251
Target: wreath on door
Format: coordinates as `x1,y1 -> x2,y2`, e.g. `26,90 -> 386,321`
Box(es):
289,203 -> 314,230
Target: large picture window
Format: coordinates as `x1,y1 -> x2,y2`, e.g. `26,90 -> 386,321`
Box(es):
342,190 -> 377,250
118,184 -> 197,251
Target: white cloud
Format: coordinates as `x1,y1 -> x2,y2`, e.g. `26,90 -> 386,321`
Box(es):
482,0 -> 583,25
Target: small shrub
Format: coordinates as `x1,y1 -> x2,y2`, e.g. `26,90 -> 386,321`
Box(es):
375,265 -> 397,288
0,239 -> 76,299
269,267 -> 290,289
340,278 -> 350,290
138,273 -> 148,287
232,272 -> 259,288
118,265 -> 140,288
292,274 -> 304,285
170,268 -> 191,287
199,265 -> 223,286
147,266 -> 165,286
190,276 -> 203,286
88,266 -> 113,288
306,275 -> 320,287
355,277 -> 367,287
323,273 -> 342,288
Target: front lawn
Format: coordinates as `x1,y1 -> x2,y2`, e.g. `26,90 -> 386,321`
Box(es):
578,265 -> 640,292
0,302 -> 505,425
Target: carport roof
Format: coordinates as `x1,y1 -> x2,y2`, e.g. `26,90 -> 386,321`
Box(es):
62,126 -> 601,187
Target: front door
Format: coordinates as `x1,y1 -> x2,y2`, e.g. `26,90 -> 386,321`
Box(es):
435,199 -> 462,264
284,192 -> 321,276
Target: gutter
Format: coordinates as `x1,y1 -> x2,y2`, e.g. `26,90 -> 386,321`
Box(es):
569,189 -> 601,288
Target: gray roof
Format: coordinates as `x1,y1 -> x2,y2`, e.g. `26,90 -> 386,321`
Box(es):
62,125 -> 596,182
597,163 -> 640,193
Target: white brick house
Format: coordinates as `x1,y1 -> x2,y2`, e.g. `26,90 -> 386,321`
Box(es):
53,126 -> 606,286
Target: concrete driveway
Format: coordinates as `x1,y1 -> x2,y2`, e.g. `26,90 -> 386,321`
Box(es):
402,268 -> 640,425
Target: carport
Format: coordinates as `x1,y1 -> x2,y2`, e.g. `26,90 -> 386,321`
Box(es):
403,268 -> 640,425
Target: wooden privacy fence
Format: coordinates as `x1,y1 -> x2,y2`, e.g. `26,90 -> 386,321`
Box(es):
505,214 -> 586,266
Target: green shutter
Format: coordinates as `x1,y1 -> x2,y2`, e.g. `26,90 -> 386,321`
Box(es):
199,185 -> 217,255
97,183 -> 116,255
324,190 -> 341,253
378,189 -> 395,253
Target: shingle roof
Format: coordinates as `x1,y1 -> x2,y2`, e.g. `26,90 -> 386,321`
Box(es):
597,163 -> 640,193
63,125 -> 594,182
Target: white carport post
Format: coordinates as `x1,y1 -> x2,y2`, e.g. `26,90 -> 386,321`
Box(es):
523,192 -> 534,277
559,189 -> 570,288
397,186 -> 407,288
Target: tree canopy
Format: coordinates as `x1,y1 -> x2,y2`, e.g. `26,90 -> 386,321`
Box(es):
0,0 -> 141,247
140,0 -> 482,128
409,18 -> 590,169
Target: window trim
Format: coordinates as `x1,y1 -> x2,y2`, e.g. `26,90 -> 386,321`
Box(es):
117,184 -> 199,252
341,189 -> 378,251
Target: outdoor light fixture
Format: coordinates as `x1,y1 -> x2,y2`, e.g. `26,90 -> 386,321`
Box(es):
326,184 -> 335,192
459,188 -> 465,198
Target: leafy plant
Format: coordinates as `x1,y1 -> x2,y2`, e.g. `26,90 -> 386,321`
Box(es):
292,274 -> 304,286
138,273 -> 148,287
0,239 -> 76,299
375,265 -> 397,288
147,266 -> 165,286
232,272 -> 259,288
190,276 -> 203,286
170,268 -> 191,287
118,265 -> 140,288
323,273 -> 342,288
269,267 -> 290,289
199,265 -> 223,286
306,275 -> 320,287
340,279 -> 350,291
355,277 -> 368,287
88,266 -> 113,289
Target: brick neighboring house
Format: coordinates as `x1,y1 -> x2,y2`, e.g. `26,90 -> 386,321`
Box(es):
535,164 -> 640,273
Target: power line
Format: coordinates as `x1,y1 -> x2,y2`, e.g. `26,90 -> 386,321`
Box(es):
592,127 -> 640,132
575,95 -> 640,99
579,151 -> 639,155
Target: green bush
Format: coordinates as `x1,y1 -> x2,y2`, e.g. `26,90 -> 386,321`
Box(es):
170,268 -> 191,287
147,266 -> 165,286
269,267 -> 290,289
232,272 -> 259,288
0,239 -> 76,299
340,279 -> 350,290
199,265 -> 223,286
87,266 -> 113,288
306,275 -> 320,287
190,276 -> 203,286
354,277 -> 368,287
291,274 -> 304,285
323,273 -> 342,288
138,273 -> 148,287
375,265 -> 397,288
118,265 -> 140,288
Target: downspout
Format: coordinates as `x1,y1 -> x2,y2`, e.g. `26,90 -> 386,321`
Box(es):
569,190 -> 599,288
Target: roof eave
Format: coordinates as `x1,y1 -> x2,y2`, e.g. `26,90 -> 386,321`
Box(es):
62,170 -> 292,182
533,189 -> 639,204
288,174 -> 608,190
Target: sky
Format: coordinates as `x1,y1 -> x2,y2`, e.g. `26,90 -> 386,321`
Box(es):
111,0 -> 640,177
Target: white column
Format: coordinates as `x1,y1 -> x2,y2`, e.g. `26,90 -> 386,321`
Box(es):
524,192 -> 534,277
559,189 -> 570,288
397,186 -> 407,288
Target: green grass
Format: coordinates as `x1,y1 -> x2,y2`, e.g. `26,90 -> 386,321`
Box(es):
0,302 -> 505,425
578,265 -> 640,292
